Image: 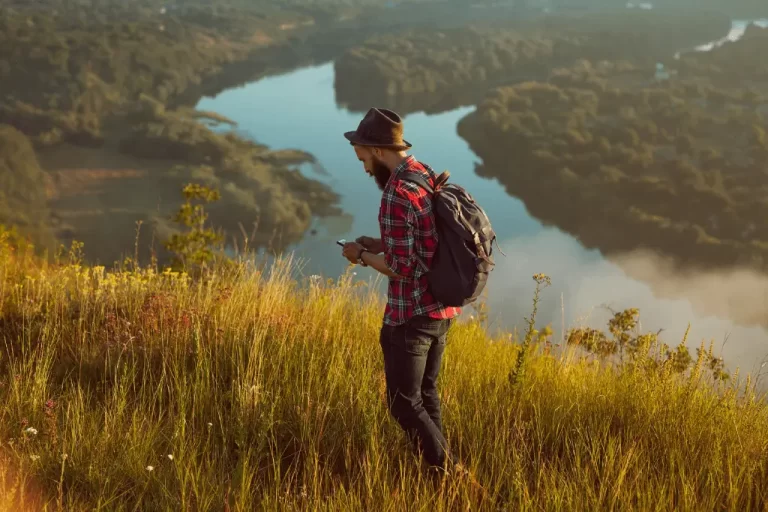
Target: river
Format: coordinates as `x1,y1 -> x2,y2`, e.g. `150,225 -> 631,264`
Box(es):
197,19 -> 768,378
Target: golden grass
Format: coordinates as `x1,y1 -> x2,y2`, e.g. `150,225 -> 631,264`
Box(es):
1,233 -> 767,511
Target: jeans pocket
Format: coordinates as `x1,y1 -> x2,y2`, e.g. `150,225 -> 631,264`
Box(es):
403,325 -> 431,356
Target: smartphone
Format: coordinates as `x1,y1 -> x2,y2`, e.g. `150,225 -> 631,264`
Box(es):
336,239 -> 346,247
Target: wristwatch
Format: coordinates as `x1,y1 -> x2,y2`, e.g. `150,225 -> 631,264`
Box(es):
358,249 -> 369,267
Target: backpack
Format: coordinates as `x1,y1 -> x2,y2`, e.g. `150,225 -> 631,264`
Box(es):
399,169 -> 500,307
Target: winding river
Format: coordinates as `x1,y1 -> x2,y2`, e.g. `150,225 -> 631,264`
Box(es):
197,18 -> 768,377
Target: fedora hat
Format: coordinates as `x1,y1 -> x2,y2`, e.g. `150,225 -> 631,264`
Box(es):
344,107 -> 412,150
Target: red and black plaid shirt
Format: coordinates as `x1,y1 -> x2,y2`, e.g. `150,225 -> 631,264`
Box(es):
379,155 -> 462,326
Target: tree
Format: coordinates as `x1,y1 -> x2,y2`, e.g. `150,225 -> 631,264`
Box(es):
164,183 -> 225,272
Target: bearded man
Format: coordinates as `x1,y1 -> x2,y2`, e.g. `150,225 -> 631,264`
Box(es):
340,107 -> 461,472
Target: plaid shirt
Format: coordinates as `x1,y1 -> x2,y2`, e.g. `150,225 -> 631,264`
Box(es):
379,155 -> 462,326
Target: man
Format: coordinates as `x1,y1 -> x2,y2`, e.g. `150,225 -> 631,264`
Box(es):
340,107 -> 461,472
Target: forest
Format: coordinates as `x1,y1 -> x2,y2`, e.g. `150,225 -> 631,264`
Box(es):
457,24 -> 768,271
334,9 -> 732,115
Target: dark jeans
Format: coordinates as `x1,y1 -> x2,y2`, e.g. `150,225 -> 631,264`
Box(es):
379,315 -> 453,469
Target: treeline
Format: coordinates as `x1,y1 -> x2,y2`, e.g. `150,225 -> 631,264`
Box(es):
520,0 -> 766,17
457,26 -> 768,270
334,9 -> 731,115
677,23 -> 768,88
0,3 -> 313,146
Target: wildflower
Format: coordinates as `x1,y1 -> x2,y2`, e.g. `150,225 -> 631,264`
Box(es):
146,465 -> 154,472
25,427 -> 38,435
167,454 -> 174,461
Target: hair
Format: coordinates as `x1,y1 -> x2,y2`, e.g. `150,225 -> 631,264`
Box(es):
350,142 -> 406,156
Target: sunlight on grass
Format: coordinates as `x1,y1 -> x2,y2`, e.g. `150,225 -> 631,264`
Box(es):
1,230 -> 767,510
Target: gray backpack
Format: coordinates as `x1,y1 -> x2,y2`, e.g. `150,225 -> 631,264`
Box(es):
400,169 -> 499,307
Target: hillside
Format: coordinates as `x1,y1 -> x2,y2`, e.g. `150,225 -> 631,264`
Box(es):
0,231 -> 766,510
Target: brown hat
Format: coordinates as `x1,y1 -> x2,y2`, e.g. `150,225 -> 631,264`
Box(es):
344,107 -> 412,150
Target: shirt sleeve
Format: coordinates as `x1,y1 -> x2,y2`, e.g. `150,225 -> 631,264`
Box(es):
380,188 -> 418,279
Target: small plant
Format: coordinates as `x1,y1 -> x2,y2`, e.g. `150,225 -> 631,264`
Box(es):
697,341 -> 730,382
565,308 -> 728,381
164,183 -> 225,273
510,273 -> 551,386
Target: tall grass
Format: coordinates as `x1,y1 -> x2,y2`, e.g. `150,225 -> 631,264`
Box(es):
1,233 -> 768,511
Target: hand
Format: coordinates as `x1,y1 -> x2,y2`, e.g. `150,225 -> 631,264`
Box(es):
355,236 -> 383,254
342,242 -> 364,264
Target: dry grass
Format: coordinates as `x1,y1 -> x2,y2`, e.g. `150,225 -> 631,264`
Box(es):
1,231 -> 768,511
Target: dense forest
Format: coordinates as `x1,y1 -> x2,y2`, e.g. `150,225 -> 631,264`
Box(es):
334,10 -> 732,115
457,24 -> 768,271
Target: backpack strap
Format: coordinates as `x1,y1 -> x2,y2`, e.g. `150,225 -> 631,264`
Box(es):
400,169 -> 450,193
396,172 -> 436,275
403,169 -> 507,260
399,173 -> 434,194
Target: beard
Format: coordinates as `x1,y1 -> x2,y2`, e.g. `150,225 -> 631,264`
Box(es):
371,157 -> 392,190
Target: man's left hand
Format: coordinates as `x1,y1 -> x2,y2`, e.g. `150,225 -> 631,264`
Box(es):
342,242 -> 364,264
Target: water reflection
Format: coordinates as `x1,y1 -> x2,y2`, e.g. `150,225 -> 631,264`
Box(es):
694,18 -> 768,51
674,18 -> 768,57
485,230 -> 768,377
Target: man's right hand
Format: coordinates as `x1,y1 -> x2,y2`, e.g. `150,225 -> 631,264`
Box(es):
355,236 -> 384,254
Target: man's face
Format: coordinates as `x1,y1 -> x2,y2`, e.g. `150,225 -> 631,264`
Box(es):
354,145 -> 391,190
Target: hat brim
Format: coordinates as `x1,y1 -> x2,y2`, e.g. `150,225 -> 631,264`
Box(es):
344,131 -> 412,150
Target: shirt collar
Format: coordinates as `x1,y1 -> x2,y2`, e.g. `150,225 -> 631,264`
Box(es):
386,155 -> 416,188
